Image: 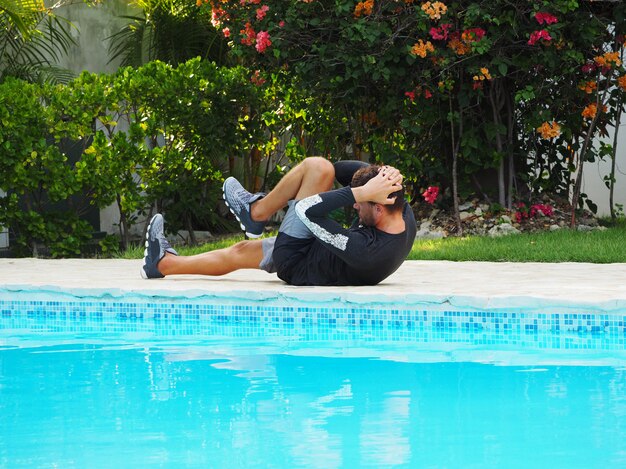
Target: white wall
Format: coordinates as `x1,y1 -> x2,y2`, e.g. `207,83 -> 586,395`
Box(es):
582,120 -> 626,217
53,0 -> 139,74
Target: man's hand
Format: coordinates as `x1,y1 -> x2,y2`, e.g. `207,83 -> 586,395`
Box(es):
352,165 -> 403,205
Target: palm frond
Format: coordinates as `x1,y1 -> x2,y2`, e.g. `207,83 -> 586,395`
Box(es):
0,8 -> 76,83
107,14 -> 152,67
0,0 -> 44,36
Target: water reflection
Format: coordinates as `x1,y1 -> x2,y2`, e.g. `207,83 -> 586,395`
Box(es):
0,342 -> 626,468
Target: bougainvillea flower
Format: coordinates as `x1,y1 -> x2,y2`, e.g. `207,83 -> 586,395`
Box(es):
429,23 -> 452,40
405,91 -> 416,101
255,30 -> 271,53
421,1 -> 447,20
534,12 -> 558,25
410,39 -> 435,58
582,103 -> 597,119
256,5 -> 269,20
528,29 -> 552,45
537,121 -> 561,139
461,28 -> 486,43
422,186 -> 439,204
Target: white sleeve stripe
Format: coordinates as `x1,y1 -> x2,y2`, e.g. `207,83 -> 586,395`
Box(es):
295,195 -> 349,251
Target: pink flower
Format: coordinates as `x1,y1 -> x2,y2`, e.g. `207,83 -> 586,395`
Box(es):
279,20 -> 285,27
528,29 -> 552,46
581,62 -> 596,74
424,89 -> 433,99
422,186 -> 439,204
405,91 -> 415,102
530,204 -> 553,217
255,30 -> 272,53
429,23 -> 452,41
222,27 -> 230,38
534,12 -> 558,25
256,4 -> 269,20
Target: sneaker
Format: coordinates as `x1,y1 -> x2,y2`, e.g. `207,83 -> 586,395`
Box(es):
141,214 -> 178,279
222,177 -> 267,238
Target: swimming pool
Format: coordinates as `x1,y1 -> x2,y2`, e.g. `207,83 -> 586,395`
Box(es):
1,290 -> 626,468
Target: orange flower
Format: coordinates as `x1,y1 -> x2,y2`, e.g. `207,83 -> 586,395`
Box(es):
578,80 -> 597,94
410,39 -> 435,58
448,37 -> 470,55
537,121 -> 561,139
421,1 -> 447,20
594,51 -> 622,68
473,67 -> 492,81
582,103 -> 598,119
354,0 -> 374,17
618,75 -> 626,91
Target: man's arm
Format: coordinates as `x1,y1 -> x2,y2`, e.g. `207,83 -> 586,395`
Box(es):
351,165 -> 403,205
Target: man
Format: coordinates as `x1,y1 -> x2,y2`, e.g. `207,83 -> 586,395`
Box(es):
141,157 -> 416,286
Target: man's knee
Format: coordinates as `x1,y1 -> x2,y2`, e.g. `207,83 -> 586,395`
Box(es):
303,157 -> 335,180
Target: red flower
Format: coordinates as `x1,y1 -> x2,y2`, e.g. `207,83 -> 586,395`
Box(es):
405,91 -> 416,102
429,23 -> 452,41
424,89 -> 433,99
581,62 -> 596,74
256,4 -> 269,21
255,30 -> 272,53
528,29 -> 552,46
422,186 -> 439,204
534,12 -> 558,25
240,22 -> 256,46
461,28 -> 486,43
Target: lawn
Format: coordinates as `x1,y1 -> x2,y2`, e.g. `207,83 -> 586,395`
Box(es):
120,220 -> 626,263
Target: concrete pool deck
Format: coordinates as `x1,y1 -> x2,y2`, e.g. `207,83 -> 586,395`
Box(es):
1,258 -> 625,312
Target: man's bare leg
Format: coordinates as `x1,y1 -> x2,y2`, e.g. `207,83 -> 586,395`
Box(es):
250,156 -> 335,221
158,240 -> 263,276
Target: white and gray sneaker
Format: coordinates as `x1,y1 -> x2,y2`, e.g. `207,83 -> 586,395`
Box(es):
222,177 -> 267,238
141,214 -> 178,279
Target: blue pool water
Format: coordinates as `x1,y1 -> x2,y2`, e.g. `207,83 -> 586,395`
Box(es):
1,333 -> 626,468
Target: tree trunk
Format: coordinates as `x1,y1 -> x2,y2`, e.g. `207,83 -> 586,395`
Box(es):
449,96 -> 463,235
609,100 -> 622,221
489,81 -> 506,207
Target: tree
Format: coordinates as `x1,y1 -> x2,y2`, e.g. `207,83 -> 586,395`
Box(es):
206,0 -> 626,228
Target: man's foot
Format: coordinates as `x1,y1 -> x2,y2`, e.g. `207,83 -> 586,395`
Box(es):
141,214 -> 178,279
222,177 -> 267,238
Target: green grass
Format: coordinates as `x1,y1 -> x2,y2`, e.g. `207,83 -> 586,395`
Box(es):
118,224 -> 625,263
409,226 -> 625,263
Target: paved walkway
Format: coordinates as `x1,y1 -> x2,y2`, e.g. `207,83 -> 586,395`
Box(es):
1,258 -> 625,311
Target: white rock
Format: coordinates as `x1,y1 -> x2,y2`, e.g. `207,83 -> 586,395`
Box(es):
500,215 -> 512,224
488,223 -> 520,237
419,220 -> 432,231
415,229 -> 445,239
460,211 -> 472,220
549,224 -> 561,231
474,207 -> 483,216
459,202 -> 473,211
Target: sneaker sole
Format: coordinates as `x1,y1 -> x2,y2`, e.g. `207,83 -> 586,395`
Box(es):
140,215 -> 157,279
222,187 -> 263,239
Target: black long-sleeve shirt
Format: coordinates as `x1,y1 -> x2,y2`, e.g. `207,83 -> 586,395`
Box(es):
275,186 -> 417,286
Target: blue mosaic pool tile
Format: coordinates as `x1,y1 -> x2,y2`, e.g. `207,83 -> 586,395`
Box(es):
1,293 -> 625,351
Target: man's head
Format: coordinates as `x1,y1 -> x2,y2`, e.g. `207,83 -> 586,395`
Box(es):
350,165 -> 405,213
350,164 -> 405,227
